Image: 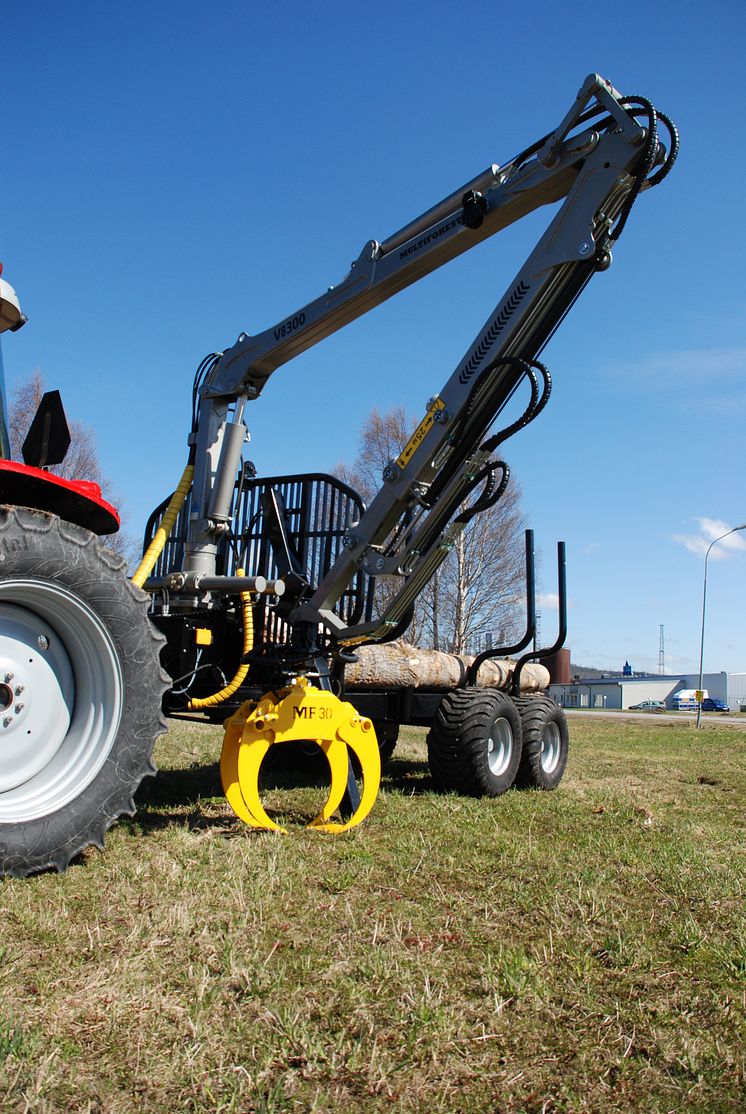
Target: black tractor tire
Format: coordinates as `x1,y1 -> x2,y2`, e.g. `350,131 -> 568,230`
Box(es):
511,694 -> 569,790
0,507 -> 168,877
427,688 -> 523,797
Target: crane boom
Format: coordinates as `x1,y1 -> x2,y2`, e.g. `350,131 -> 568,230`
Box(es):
183,73 -> 676,647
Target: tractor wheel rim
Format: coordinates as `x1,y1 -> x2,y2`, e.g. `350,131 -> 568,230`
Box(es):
0,579 -> 123,823
540,721 -> 561,773
487,716 -> 513,776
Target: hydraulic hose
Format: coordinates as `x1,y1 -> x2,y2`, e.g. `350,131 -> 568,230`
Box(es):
130,453 -> 253,709
187,569 -> 254,710
131,463 -> 195,588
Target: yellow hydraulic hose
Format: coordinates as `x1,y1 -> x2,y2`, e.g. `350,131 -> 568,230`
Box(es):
132,463 -> 195,589
130,461 -> 253,710
188,569 -> 254,709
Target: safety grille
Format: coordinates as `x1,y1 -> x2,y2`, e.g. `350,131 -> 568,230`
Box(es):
143,471 -> 372,628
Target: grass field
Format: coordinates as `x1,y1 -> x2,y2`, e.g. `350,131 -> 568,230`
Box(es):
1,714 -> 744,1112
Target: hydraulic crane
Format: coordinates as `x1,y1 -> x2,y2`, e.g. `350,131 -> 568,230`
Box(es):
0,74 -> 677,874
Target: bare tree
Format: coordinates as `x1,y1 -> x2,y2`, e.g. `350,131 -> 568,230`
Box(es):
334,405 -> 410,497
335,406 -> 526,652
433,484 -> 525,654
335,405 -> 430,642
8,370 -> 132,558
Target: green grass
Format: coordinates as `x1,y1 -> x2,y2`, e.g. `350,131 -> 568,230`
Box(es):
1,716 -> 744,1112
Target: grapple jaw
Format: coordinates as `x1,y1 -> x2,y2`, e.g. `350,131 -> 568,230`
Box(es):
220,676 -> 381,833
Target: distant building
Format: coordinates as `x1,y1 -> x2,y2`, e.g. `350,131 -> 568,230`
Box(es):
728,674 -> 746,711
549,670 -> 739,710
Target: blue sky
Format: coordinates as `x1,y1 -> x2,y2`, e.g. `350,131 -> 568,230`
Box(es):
2,0 -> 744,676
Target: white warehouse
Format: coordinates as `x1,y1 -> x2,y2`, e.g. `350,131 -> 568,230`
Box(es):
548,671 -> 742,710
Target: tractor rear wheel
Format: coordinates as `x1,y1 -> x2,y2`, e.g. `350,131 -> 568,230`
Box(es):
427,688 -> 523,796
0,507 -> 168,877
511,694 -> 569,790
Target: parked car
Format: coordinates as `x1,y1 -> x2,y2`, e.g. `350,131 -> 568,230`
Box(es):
629,700 -> 666,711
701,698 -> 730,712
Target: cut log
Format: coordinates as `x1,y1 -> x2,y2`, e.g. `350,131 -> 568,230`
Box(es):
345,639 -> 549,692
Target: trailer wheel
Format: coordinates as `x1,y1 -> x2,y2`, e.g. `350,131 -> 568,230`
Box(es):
511,694 -> 568,790
0,507 -> 168,877
427,688 -> 522,797
373,721 -> 398,763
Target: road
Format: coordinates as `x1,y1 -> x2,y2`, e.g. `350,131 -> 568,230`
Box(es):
564,709 -> 746,729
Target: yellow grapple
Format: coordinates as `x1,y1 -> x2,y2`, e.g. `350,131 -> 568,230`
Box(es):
220,676 -> 381,833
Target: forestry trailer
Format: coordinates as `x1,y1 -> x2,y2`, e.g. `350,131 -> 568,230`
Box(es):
0,75 -> 677,875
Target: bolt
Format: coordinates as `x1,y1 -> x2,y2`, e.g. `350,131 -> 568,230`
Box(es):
578,241 -> 592,257
3,717 -> 11,728
4,673 -> 13,684
38,636 -> 50,652
375,558 -> 385,570
383,462 -> 399,482
433,408 -> 447,424
15,703 -> 23,714
14,685 -> 24,695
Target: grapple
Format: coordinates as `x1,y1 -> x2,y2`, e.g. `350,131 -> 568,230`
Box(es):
220,676 -> 381,833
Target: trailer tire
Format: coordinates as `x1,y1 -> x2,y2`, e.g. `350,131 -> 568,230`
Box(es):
0,507 -> 168,877
427,688 -> 522,797
373,721 -> 398,764
511,694 -> 568,790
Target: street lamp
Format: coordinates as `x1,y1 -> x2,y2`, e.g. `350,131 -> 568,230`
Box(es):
696,523 -> 746,728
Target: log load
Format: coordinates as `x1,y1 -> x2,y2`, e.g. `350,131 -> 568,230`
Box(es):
345,639 -> 549,692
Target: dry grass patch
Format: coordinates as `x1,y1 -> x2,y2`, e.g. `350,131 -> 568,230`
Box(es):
1,716 -> 744,1111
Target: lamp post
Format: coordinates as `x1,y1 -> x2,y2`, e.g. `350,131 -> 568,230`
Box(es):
696,523 -> 746,728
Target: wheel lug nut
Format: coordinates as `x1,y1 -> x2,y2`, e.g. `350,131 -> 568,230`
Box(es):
4,673 -> 13,683
3,717 -> 11,728
14,685 -> 24,695
15,703 -> 24,713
